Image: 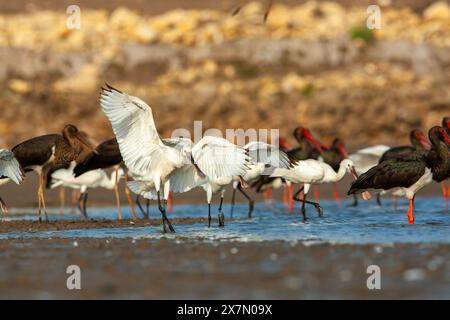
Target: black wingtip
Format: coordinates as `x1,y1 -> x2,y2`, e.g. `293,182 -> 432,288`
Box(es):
104,83 -> 122,93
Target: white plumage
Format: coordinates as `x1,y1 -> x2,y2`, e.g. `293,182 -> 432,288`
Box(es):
271,159 -> 358,221
230,141 -> 291,217
0,149 -> 24,214
100,85 -> 250,232
0,149 -> 24,185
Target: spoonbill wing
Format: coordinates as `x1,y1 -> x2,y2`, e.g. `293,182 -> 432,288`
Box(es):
191,136 -> 250,181
100,85 -> 173,176
0,149 -> 24,184
244,141 -> 290,168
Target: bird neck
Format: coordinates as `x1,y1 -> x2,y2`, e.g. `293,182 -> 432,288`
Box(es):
334,161 -> 348,181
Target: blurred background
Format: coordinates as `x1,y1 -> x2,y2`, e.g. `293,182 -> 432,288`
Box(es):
0,0 -> 449,150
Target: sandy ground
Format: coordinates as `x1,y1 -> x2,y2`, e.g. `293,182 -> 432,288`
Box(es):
0,238 -> 448,299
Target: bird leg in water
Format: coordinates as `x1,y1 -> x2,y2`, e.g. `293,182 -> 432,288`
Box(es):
157,191 -> 175,233
237,183 -> 254,219
208,203 -> 212,228
0,197 -> 9,215
76,192 -> 88,218
447,183 -> 450,208
124,170 -> 137,221
289,184 -> 295,212
38,172 -> 48,222
332,183 -> 342,209
114,166 -> 122,221
376,194 -> 382,206
406,196 -> 415,224
218,194 -> 225,228
263,190 -> 269,206
293,186 -> 323,222
59,186 -> 65,215
350,194 -> 358,207
313,185 -> 320,203
269,188 -> 274,207
135,196 -> 148,219
283,185 -> 288,209
441,182 -> 448,210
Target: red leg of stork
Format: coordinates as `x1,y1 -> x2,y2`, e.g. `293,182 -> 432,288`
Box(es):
263,190 -> 269,206
269,188 -> 274,207
447,183 -> 450,208
332,182 -> 342,209
441,182 -> 448,210
288,184 -> 294,212
283,185 -> 288,209
313,186 -> 319,204
168,192 -> 173,213
406,196 -> 415,224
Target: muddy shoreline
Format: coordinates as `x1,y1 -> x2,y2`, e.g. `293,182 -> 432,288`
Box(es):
0,238 -> 448,299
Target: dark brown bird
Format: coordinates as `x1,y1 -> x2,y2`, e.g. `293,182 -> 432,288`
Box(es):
12,124 -> 94,222
73,138 -> 139,221
348,126 -> 450,224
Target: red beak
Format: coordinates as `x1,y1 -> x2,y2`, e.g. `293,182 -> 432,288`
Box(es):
338,144 -> 349,159
417,133 -> 432,150
303,130 -> 326,153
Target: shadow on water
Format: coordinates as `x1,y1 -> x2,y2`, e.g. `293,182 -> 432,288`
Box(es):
2,196 -> 450,244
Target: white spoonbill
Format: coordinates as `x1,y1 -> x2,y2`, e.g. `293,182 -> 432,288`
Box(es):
0,149 -> 25,213
49,162 -> 124,218
100,85 -> 249,232
271,158 -> 369,221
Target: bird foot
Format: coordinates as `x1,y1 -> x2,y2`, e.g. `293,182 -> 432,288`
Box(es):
162,219 -> 175,233
218,212 -> 225,228
316,206 -> 323,218
301,209 -> 308,223
248,201 -> 255,219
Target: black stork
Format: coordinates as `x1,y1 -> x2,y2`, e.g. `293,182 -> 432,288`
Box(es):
11,124 -> 94,222
348,126 -> 450,224
0,149 -> 25,213
73,138 -> 139,221
376,129 -> 432,207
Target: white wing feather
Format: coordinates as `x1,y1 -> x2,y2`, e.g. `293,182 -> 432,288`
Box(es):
100,86 -> 178,176
0,149 -> 24,184
191,136 -> 250,181
244,141 -> 290,168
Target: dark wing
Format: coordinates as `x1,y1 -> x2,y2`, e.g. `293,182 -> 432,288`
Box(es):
73,138 -> 122,177
321,149 -> 344,172
379,145 -> 414,163
12,134 -> 62,169
348,158 -> 426,195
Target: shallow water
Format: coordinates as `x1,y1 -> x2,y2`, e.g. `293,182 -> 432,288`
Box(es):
2,197 -> 450,244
